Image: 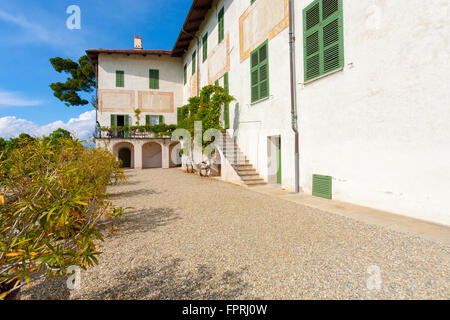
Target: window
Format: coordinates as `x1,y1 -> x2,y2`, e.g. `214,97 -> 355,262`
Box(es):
202,33 -> 208,62
218,7 -> 224,44
303,0 -> 344,82
149,69 -> 159,89
184,64 -> 187,84
146,115 -> 164,126
110,114 -> 130,137
250,40 -> 269,103
192,51 -> 196,75
116,70 -> 124,87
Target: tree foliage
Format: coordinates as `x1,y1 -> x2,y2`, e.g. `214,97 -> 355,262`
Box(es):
49,55 -> 96,107
0,134 -> 126,299
177,85 -> 234,147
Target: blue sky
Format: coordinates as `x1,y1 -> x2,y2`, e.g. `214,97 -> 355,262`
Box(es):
0,0 -> 191,139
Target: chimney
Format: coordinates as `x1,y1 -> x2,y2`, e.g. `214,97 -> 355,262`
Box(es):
134,36 -> 143,50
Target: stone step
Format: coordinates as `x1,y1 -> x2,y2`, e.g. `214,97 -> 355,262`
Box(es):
241,175 -> 264,181
238,170 -> 258,176
232,160 -> 250,165
244,180 -> 267,186
236,164 -> 253,170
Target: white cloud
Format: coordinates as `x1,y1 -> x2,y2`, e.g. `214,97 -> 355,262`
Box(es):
0,110 -> 96,140
0,90 -> 43,107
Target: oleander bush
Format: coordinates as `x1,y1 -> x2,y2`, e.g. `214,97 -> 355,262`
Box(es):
0,132 -> 126,299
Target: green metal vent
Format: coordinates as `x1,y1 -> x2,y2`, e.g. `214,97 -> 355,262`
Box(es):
312,174 -> 332,199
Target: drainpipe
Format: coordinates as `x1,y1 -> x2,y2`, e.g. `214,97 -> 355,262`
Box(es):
181,28 -> 201,97
289,0 -> 300,193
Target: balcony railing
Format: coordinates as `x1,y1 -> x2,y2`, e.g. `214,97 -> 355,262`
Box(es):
94,124 -> 177,140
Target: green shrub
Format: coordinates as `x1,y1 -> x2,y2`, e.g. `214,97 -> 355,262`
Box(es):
0,136 -> 126,299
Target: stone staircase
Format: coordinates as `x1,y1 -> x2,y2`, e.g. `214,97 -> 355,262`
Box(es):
220,131 -> 267,186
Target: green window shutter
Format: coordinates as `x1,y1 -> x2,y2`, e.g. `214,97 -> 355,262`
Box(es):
250,50 -> 259,102
192,51 -> 196,75
303,0 -> 343,82
177,108 -> 181,123
251,0 -> 256,4
250,40 -> 269,102
110,114 -> 116,127
312,174 -> 332,199
202,33 -> 208,62
258,42 -> 269,99
124,115 -> 130,138
116,71 -> 124,87
146,115 -> 150,126
218,7 -> 224,44
184,64 -> 187,84
322,0 -> 344,74
223,72 -> 230,129
224,72 -> 229,93
149,69 -> 159,89
159,115 -> 164,124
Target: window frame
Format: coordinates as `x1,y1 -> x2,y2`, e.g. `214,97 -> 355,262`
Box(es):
302,0 -> 344,82
202,32 -> 208,63
192,50 -> 196,75
149,69 -> 159,89
250,40 -> 269,103
116,70 -> 124,88
218,7 -> 225,44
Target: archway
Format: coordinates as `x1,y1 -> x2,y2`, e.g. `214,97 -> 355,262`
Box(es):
118,148 -> 131,168
112,142 -> 135,169
142,142 -> 162,168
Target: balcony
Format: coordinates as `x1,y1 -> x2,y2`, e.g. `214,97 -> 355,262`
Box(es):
94,124 -> 177,140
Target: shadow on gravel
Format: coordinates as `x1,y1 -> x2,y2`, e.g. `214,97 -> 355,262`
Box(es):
82,258 -> 257,300
108,188 -> 161,199
105,207 -> 181,237
22,276 -> 70,300
115,179 -> 141,186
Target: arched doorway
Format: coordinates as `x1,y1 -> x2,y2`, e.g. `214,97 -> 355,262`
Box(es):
142,142 -> 162,168
112,142 -> 135,169
118,148 -> 131,168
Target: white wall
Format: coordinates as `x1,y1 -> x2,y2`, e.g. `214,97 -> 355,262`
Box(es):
182,0 -> 297,189
97,53 -> 183,127
295,0 -> 450,225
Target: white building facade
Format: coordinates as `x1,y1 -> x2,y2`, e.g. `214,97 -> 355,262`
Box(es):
87,47 -> 183,170
89,0 -> 450,226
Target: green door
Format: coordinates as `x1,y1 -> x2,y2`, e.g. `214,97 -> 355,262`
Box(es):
276,137 -> 281,184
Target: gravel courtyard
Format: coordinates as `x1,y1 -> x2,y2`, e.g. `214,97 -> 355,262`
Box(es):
24,169 -> 449,300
